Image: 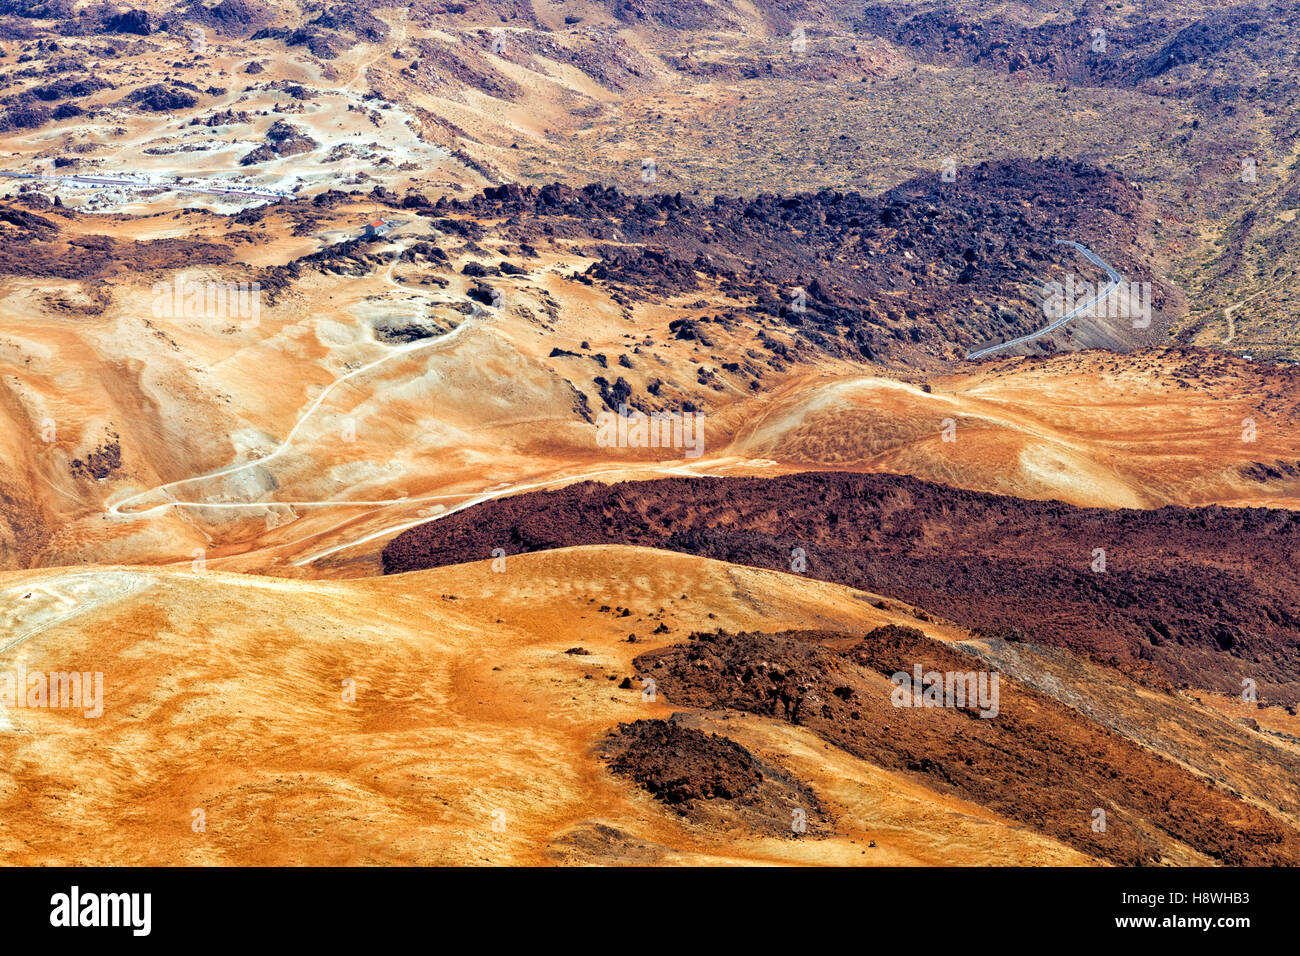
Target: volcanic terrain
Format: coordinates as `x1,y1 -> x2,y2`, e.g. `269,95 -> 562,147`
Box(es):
1,0 -> 1298,869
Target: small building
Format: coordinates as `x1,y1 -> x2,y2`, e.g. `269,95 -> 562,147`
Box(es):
363,219 -> 391,239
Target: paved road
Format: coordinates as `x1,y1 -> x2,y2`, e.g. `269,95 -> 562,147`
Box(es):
965,240 -> 1122,360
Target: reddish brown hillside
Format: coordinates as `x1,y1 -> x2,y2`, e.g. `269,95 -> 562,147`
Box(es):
634,626 -> 1300,866
383,472 -> 1300,705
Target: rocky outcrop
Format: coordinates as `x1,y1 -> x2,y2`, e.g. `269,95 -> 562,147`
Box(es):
383,471 -> 1300,706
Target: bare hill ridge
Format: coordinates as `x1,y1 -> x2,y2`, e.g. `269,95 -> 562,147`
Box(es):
6,545 -> 1300,866
383,471 -> 1300,706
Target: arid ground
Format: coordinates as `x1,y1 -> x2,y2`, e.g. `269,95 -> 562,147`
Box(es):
0,0 -> 1297,866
